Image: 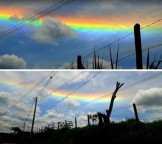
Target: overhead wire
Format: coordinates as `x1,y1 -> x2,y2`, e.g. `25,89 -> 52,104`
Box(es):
38,71 -> 86,103
9,71 -> 54,109
65,19 -> 162,69
47,71 -> 102,110
0,0 -> 74,39
59,72 -> 162,115
103,43 -> 162,68
12,72 -> 55,130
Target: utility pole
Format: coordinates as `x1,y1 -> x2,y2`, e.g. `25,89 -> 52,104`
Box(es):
75,117 -> 77,128
21,122 -> 25,144
30,97 -> 38,138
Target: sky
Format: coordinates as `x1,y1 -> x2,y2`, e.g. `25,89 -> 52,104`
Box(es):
0,0 -> 161,69
0,70 -> 162,132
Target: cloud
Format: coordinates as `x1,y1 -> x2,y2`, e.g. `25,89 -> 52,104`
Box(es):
133,88 -> 162,112
0,92 -> 9,105
46,110 -> 64,119
0,54 -> 27,69
64,98 -> 80,107
77,114 -> 88,127
31,17 -> 76,44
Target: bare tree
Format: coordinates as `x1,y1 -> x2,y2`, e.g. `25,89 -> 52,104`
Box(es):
106,81 -> 124,123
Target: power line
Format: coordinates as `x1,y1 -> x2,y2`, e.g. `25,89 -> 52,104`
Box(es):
0,0 -> 74,40
10,73 -> 54,131
0,0 -> 73,38
38,71 -> 86,103
23,103 -> 35,129
9,72 -> 54,109
60,72 -> 162,114
66,19 -> 162,69
83,19 -> 162,59
103,43 -> 162,68
47,71 -> 102,110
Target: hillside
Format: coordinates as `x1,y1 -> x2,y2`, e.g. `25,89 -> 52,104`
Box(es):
1,120 -> 162,144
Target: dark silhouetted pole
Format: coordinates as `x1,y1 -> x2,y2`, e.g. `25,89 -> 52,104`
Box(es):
30,97 -> 38,138
87,115 -> 90,126
134,24 -> 143,69
75,117 -> 77,128
53,123 -> 55,129
21,122 -> 25,144
58,122 -> 60,130
77,55 -> 85,69
107,82 -> 124,123
133,103 -> 139,122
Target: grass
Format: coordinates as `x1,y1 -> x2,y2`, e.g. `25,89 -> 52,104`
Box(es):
1,119 -> 162,144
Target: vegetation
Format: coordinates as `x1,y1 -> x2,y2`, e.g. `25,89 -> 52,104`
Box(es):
1,119 -> 162,144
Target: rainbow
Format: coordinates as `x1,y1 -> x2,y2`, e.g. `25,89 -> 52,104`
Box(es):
0,80 -> 35,90
0,79 -> 128,103
0,8 -> 43,27
0,8 -> 161,35
50,90 -> 128,103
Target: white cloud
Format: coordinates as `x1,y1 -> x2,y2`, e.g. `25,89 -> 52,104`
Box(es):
46,110 -> 64,119
31,17 -> 76,44
133,87 -> 162,112
0,54 -> 27,69
77,114 -> 88,127
64,98 -> 80,107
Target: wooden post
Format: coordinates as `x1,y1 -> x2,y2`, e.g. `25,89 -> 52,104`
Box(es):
77,55 -> 85,69
133,103 -> 139,122
75,117 -> 77,128
134,24 -> 143,69
30,97 -> 38,138
21,122 -> 25,144
52,123 -> 55,129
87,115 -> 90,126
58,122 -> 60,130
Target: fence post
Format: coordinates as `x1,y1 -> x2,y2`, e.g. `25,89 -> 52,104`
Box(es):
75,117 -> 77,128
52,123 -> 55,129
133,103 -> 139,122
134,24 -> 143,69
77,55 -> 85,69
87,115 -> 90,126
58,122 -> 60,130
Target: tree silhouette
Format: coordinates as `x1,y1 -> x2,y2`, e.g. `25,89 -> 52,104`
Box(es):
10,127 -> 22,134
106,81 -> 124,123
